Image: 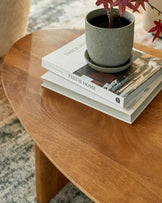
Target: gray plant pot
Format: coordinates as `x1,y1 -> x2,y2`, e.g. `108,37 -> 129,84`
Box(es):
85,8 -> 135,67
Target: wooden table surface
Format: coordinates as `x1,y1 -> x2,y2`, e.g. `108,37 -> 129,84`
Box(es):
2,29 -> 162,203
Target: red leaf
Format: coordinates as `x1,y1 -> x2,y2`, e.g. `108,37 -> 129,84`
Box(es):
148,19 -> 162,42
149,26 -> 157,33
96,0 -> 113,11
131,0 -> 148,12
113,0 -> 136,16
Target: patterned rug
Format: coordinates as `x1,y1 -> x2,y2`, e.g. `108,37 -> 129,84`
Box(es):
0,119 -> 35,202
0,0 -> 161,203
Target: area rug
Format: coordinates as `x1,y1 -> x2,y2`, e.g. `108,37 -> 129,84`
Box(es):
0,0 -> 161,202
0,119 -> 35,202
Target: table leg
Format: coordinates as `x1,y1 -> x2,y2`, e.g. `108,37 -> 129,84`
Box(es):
35,144 -> 69,203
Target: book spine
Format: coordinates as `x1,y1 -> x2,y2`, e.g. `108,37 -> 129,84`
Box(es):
42,60 -> 125,107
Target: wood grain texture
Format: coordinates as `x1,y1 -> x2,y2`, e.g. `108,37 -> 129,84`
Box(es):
35,144 -> 68,203
2,29 -> 162,203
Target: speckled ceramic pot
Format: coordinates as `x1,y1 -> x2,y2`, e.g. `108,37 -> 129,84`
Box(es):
85,8 -> 135,67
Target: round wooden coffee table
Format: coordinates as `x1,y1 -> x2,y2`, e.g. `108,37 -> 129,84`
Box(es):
2,29 -> 162,203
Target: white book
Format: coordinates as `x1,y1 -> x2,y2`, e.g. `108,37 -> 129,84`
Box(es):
41,71 -> 162,124
42,34 -> 162,108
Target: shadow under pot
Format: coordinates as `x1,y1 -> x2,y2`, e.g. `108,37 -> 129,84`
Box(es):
85,8 -> 135,71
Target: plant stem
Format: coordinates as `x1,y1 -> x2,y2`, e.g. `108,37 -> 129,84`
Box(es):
107,7 -> 113,28
147,2 -> 162,15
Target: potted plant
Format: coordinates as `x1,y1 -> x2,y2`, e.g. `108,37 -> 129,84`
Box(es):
85,0 -> 162,72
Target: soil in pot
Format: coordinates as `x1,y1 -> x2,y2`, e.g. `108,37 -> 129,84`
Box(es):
90,15 -> 130,28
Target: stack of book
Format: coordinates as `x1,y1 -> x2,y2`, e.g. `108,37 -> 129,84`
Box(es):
41,34 -> 162,124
